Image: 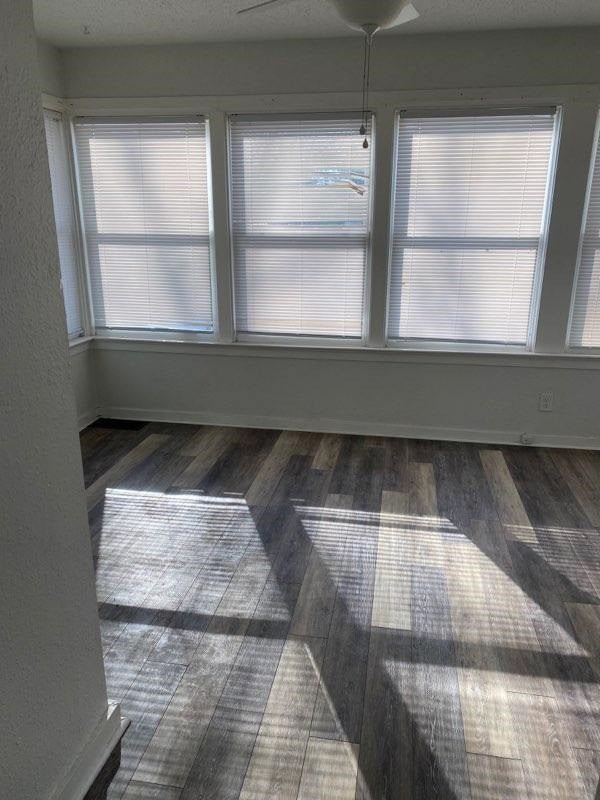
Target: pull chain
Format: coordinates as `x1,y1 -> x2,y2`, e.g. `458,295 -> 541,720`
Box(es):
360,31 -> 373,149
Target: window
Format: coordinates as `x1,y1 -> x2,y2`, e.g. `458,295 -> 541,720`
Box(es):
387,110 -> 558,347
73,117 -> 213,333
569,113 -> 600,348
229,115 -> 372,339
43,109 -> 84,338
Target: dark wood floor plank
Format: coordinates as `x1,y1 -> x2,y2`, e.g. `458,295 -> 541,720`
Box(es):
312,433 -> 343,471
573,748 -> 600,799
480,449 -> 538,544
434,444 -> 496,531
86,434 -> 170,509
504,447 -> 592,531
508,690 -> 587,799
371,490 -> 411,630
238,636 -> 326,800
297,738 -> 358,800
245,430 -> 302,506
82,422 -> 151,489
566,603 -> 600,658
383,435 -> 410,493
310,448 -> 380,742
82,422 -> 600,800
180,727 -> 256,800
171,426 -> 243,488
199,429 -> 279,497
466,753 -> 527,800
445,523 -> 518,760
550,449 -> 600,528
290,493 -> 351,638
108,661 -> 186,799
268,468 -> 332,586
132,626 -> 248,789
121,781 -> 182,800
177,579 -> 300,799
210,578 -> 300,735
411,564 -> 472,800
356,626 -> 413,800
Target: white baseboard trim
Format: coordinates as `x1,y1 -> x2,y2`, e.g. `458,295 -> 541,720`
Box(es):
78,409 -> 100,431
98,405 -> 600,450
51,704 -> 128,800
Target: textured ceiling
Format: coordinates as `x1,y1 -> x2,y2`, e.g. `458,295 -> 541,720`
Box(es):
34,0 -> 600,47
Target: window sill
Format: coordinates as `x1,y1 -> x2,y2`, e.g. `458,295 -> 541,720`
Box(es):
83,333 -> 600,371
69,335 -> 94,355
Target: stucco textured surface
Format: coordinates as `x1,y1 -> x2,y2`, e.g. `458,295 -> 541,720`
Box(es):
33,0 -> 600,47
0,2 -> 108,798
63,27 -> 600,98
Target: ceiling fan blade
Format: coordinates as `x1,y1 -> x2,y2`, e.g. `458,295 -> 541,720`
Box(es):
237,0 -> 293,14
387,3 -> 419,28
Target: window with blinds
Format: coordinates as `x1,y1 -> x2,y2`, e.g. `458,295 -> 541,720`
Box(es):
387,111 -> 558,346
43,109 -> 84,338
229,115 -> 372,339
73,117 -> 213,333
569,114 -> 600,348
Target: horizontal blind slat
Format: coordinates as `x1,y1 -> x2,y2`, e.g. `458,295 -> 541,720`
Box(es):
230,116 -> 371,338
388,112 -> 556,345
73,118 -> 213,333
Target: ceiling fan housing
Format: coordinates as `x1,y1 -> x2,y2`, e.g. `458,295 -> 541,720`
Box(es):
330,0 -> 412,31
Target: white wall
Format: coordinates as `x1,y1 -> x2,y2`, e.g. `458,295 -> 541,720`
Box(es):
37,39 -> 64,96
94,342 -> 600,448
0,3 -> 111,798
62,27 -> 600,98
60,28 -> 600,447
71,342 -> 99,429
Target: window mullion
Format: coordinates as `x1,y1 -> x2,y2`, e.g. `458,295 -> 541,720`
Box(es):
208,110 -> 235,343
367,107 -> 396,348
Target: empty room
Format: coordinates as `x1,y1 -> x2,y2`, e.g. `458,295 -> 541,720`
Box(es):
3,0 -> 600,798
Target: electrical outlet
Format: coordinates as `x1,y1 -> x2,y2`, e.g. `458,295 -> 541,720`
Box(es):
539,391 -> 554,412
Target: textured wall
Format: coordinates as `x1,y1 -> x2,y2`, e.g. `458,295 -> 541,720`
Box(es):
37,39 -> 64,95
0,2 -> 108,798
63,26 -> 600,97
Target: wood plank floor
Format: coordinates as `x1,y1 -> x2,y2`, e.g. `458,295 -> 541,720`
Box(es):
81,420 -> 600,800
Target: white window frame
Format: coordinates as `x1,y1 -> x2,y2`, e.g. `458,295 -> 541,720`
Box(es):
56,88 -> 600,362
42,95 -> 92,340
69,112 -> 219,342
384,105 -> 562,353
227,111 -> 375,348
566,109 -> 600,353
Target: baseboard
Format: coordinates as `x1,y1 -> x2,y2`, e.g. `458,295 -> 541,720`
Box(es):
78,409 -> 100,431
51,704 -> 128,800
98,405 -> 600,450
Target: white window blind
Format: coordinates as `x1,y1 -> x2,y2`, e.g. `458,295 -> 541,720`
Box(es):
43,109 -> 83,338
569,114 -> 600,348
388,111 -> 557,346
229,116 -> 372,339
73,117 -> 213,333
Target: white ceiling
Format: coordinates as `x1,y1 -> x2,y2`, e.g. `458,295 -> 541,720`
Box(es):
34,0 -> 600,48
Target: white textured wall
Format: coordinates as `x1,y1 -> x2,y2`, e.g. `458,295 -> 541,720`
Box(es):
0,3 -> 108,799
37,39 -> 64,96
63,26 -> 600,98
